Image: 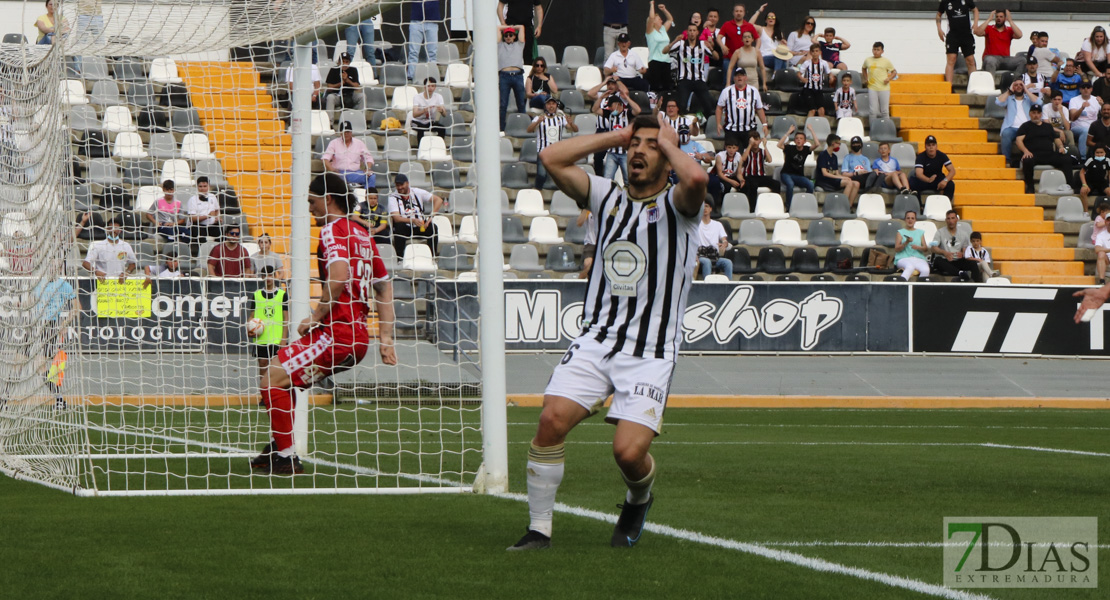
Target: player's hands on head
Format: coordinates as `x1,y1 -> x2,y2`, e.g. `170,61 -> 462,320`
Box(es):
655,111 -> 679,147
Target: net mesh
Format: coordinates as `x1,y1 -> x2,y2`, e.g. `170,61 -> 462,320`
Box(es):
0,0 -> 486,495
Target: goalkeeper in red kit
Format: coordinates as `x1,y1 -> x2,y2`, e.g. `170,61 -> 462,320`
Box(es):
251,173 -> 397,475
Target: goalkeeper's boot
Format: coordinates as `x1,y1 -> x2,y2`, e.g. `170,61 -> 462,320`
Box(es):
611,494 -> 653,548
507,529 -> 551,551
249,441 -> 277,470
264,454 -> 305,476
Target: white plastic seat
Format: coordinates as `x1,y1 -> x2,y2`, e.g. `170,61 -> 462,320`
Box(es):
753,193 -> 789,219
401,244 -> 437,272
457,215 -> 478,243
514,189 -> 549,217
432,215 -> 457,244
135,186 -> 163,212
149,58 -> 183,84
349,60 -> 378,86
528,216 -> 564,244
703,274 -> 731,283
770,220 -> 806,247
840,219 -> 876,247
416,135 -> 451,161
112,132 -> 148,159
856,194 -> 890,220
1,211 -> 32,237
310,110 -> 335,136
1055,196 -> 1089,223
922,195 -> 953,221
835,117 -> 867,141
61,80 -> 88,105
390,86 -> 419,111
1038,170 -> 1073,196
966,71 -> 1000,96
180,133 -> 216,160
160,159 -> 193,186
574,66 -> 602,90
985,277 -> 1011,285
102,106 -> 138,133
765,144 -> 785,168
630,46 -> 650,65
917,221 -> 938,244
444,63 -> 472,88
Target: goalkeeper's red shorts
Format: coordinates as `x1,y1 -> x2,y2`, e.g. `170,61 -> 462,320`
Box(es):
277,322 -> 369,388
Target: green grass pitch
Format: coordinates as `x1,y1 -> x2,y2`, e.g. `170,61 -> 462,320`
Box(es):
1,407 -> 1107,599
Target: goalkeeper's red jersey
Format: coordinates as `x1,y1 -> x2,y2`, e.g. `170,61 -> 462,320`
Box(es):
315,217 -> 389,326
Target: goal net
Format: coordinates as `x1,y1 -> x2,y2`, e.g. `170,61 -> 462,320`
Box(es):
0,0 -> 500,496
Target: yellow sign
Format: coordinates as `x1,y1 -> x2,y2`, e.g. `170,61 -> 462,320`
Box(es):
96,279 -> 152,318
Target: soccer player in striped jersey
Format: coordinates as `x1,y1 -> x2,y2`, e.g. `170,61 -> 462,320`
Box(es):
509,113 -> 707,551
527,96 -> 578,190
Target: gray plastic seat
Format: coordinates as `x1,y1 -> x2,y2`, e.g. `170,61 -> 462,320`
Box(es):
448,188 -> 476,214
399,162 -> 428,188
548,65 -> 573,89
86,158 -> 124,187
80,56 -> 111,80
1056,196 -> 1088,223
384,136 -> 411,161
791,247 -> 823,274
68,105 -> 100,131
519,139 -> 539,164
805,218 -> 838,246
122,159 -> 158,186
804,117 -> 831,143
112,57 -> 146,82
451,135 -> 474,162
870,118 -> 903,143
892,195 -> 921,220
126,82 -> 157,107
550,191 -> 580,217
431,161 -> 463,189
436,42 -> 461,65
537,45 -> 558,66
90,81 -> 122,106
545,244 -> 578,272
412,63 -> 440,85
788,193 -> 822,219
564,219 -> 587,243
436,110 -> 470,138
502,216 -> 527,243
147,132 -> 178,159
337,109 -> 367,133
721,192 -> 752,218
364,87 -> 389,111
560,89 -> 587,114
380,63 -> 408,86
738,219 -> 769,246
501,163 -> 530,189
437,243 -> 474,271
1078,222 -> 1095,249
509,244 -> 543,271
500,137 -> 516,163
505,113 -> 533,138
170,108 -> 203,133
875,220 -> 901,247
769,116 -> 795,140
194,159 -> 228,188
822,193 -> 854,219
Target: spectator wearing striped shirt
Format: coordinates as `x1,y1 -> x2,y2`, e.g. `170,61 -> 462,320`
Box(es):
586,77 -> 632,175
660,96 -> 699,138
796,44 -> 829,117
527,97 -> 578,190
714,67 -> 767,151
708,136 -> 743,209
833,74 -> 857,119
739,131 -> 779,206
595,93 -> 642,182
671,23 -> 715,120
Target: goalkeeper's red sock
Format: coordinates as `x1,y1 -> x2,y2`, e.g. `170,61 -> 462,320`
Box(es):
263,386 -> 295,454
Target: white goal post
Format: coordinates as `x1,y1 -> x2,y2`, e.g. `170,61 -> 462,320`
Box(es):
0,0 -> 508,496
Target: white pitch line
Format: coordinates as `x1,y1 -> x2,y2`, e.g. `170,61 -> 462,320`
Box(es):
753,541 -> 1110,549
496,492 -> 995,600
502,422 -> 1110,431
981,443 -> 1110,458
506,440 -> 1110,457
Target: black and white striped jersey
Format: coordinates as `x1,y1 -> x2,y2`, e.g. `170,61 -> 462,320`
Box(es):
670,39 -> 710,81
661,113 -> 693,133
715,84 -> 764,132
534,113 -> 568,152
580,174 -> 700,360
605,109 -> 630,155
714,150 -> 742,178
800,59 -> 830,90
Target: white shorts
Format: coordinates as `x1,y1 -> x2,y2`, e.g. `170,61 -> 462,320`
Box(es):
544,336 -> 675,433
836,108 -> 854,119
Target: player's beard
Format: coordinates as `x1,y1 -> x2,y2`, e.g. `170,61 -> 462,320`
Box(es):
628,154 -> 668,188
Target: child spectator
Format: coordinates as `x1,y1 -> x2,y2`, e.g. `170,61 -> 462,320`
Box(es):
862,41 -> 897,118
797,44 -> 830,117
777,123 -> 818,210
872,141 -> 911,194
816,134 -> 859,204
250,233 -> 285,281
1031,32 -> 1062,79
1092,201 -> 1110,243
1052,59 -> 1083,104
1021,55 -> 1050,102
708,136 -> 744,209
146,179 -> 188,243
527,97 -> 577,190
353,191 -> 392,248
247,265 -> 289,380
819,27 -> 850,75
1081,146 -> 1110,214
963,232 -> 994,282
833,73 -> 857,119
143,254 -> 183,286
1096,225 -> 1110,284
841,136 -> 876,192
1042,90 -> 1074,147
739,131 -> 780,206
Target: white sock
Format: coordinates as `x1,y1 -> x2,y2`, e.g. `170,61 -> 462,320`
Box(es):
277,446 -> 295,458
622,454 -> 655,505
526,442 -> 565,538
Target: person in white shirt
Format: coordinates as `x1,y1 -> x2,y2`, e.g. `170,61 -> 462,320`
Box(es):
388,173 -> 444,256
604,32 -> 649,92
411,78 -> 447,144
186,176 -> 221,239
963,231 -> 993,282
285,62 -> 321,109
696,201 -> 732,279
82,218 -> 137,281
1069,81 -> 1102,158
143,254 -> 184,288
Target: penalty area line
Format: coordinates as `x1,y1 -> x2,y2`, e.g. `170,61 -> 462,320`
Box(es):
495,492 -> 995,600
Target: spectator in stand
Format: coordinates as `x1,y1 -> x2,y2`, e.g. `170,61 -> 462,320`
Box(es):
1031,32 -> 1062,80
1069,81 -> 1101,158
284,61 -> 321,109
1080,146 -> 1110,214
497,0 -> 543,63
936,0 -> 978,83
1042,90 -> 1074,148
353,191 -> 393,248
644,2 -> 674,94
739,131 -> 779,205
525,57 -> 557,110
911,135 -> 957,200
577,208 -> 597,279
246,265 -> 289,382
714,67 -> 767,150
841,136 -> 877,192
872,141 -> 912,194
1086,103 -> 1110,157
964,231 -> 994,282
719,4 -> 761,71
894,210 -> 930,281
601,0 -> 630,58
604,32 -> 650,93
708,136 -> 743,208
250,233 -> 286,281
322,121 -> 376,188
930,210 -> 979,281
973,9 -> 1022,72
323,52 -> 365,124
186,176 -> 221,255
411,78 -> 447,144
777,123 -> 817,209
1077,26 -> 1108,78
1095,224 -> 1110,284
796,44 -> 829,117
406,0 -> 440,81
699,8 -> 726,67
785,16 -> 817,67
674,123 -> 714,184
597,93 -> 640,181
819,27 -> 851,76
725,30 -> 769,92
388,173 -> 444,256
697,201 -> 733,280
816,134 -> 860,204
1094,74 -> 1110,110
345,16 -> 377,66
207,225 -> 252,278
586,77 -> 631,174
34,0 -> 57,45
749,4 -> 786,71
1092,201 -> 1110,242
498,25 -> 527,132
994,79 -> 1032,166
83,218 -> 137,282
527,96 -> 577,190
1053,58 -> 1083,104
1020,54 -> 1050,103
834,73 -> 857,119
143,253 -> 183,284
146,179 -> 188,243
862,41 -> 897,119
660,96 -> 699,137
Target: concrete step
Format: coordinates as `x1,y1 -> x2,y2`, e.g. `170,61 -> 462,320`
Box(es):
903,129 -> 987,143
214,151 -> 291,172
996,261 -> 1085,276
966,220 -> 1055,233
980,233 -> 1064,248
897,117 -> 980,129
890,104 -> 969,118
954,194 -> 1035,207
958,180 -> 1025,194
897,73 -> 947,82
227,172 -> 291,199
890,93 -> 960,105
197,106 -> 280,120
939,142 -> 1001,154
947,154 -> 1007,168
991,247 -> 1078,261
889,81 -> 952,94
957,167 -> 1020,180
1011,274 -> 1097,285
960,206 -> 1044,221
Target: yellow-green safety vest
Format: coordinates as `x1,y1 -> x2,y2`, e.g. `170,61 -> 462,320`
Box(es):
252,288 -> 285,346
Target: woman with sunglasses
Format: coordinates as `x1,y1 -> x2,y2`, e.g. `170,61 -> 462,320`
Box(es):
748,4 -> 785,71
645,1 -> 675,93
525,58 -> 558,110
786,16 -> 818,66
1079,26 -> 1109,78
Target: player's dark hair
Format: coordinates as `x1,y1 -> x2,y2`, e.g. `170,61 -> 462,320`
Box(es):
308,172 -> 355,214
629,114 -> 661,138
162,179 -> 175,190
970,231 -> 982,241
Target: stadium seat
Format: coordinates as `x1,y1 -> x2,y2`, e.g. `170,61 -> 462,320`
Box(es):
769,116 -> 795,140
2,33 -> 26,43
550,191 -> 579,217
966,71 -> 1000,96
411,63 -> 439,85
384,136 -> 411,161
194,159 -> 227,188
835,117 -> 866,141
443,63 -> 471,88
401,244 -> 437,272
90,80 -> 122,107
1038,170 -> 1073,195
336,109 -> 367,134
756,247 -> 790,274
449,188 -> 476,215
537,45 -> 558,67
839,219 -> 875,247
723,247 -> 756,274
399,162 -> 429,188
147,132 -> 178,159
501,163 -> 530,189
499,137 -> 516,163
564,218 -> 587,243
891,195 -> 921,220
721,192 -> 752,218
861,248 -> 896,274
87,158 -> 124,187
160,159 -> 193,186
138,107 -> 171,135
391,86 -> 419,111
791,247 -> 823,274
753,193 -> 789,219
505,113 -> 533,138
514,189 -> 548,216
1055,196 -> 1088,222
891,143 -> 916,171
875,220 -> 901,247
68,104 -> 99,130
438,243 -> 474,272
562,45 -> 590,69
135,185 -> 161,212
1078,222 -> 1095,249
702,273 -> 729,282
869,118 -> 902,143
788,193 -> 821,219
149,58 -> 183,83
509,244 -> 544,271
805,218 -> 838,246
917,220 -> 938,244
770,67 -> 801,92
61,79 -> 88,105
309,110 -> 335,136
502,215 -> 527,243
573,113 -> 596,136
380,63 -> 408,87
169,107 -> 203,134
80,56 -> 111,81
825,246 -> 854,273
985,277 -> 1011,285
819,193 -> 852,219
528,216 -> 563,244
449,135 -> 474,162
804,117 -> 831,143
112,57 -> 146,82
856,194 -> 890,220
549,65 -> 573,90
121,159 -> 159,187
922,195 -> 952,221
102,106 -> 138,133
112,132 -> 147,159
431,215 -> 456,244
457,215 -> 478,243
416,135 -> 451,161
545,244 -> 579,272
519,138 -> 539,164
738,219 -> 769,246
771,220 -> 805,247
574,66 -> 602,90
77,130 -> 109,158
176,134 -> 214,161
432,161 -> 463,189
